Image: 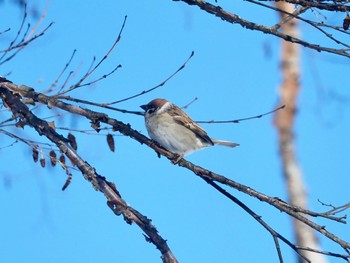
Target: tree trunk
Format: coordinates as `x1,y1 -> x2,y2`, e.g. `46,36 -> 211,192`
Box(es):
274,2 -> 327,263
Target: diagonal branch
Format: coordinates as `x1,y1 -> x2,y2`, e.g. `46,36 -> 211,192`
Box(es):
2,82 -> 349,261
202,177 -> 311,262
105,51 -> 195,105
173,0 -> 350,58
0,85 -> 178,263
263,0 -> 350,12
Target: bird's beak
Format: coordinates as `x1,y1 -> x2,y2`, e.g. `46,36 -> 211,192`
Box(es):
140,104 -> 147,111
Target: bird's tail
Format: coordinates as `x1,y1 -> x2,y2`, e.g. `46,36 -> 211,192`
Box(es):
211,139 -> 239,148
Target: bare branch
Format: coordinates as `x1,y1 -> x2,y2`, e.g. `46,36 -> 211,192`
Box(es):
248,0 -> 350,49
318,200 -> 350,217
105,50 -> 195,105
0,4 -> 27,55
264,0 -> 350,12
0,85 -> 178,263
2,82 -> 349,261
0,28 -> 11,35
54,51 -> 195,115
173,0 -> 350,58
59,16 -> 128,95
24,0 -> 51,42
54,95 -> 144,115
196,105 -> 285,124
202,178 -> 312,262
76,64 -> 122,88
45,49 -> 77,94
0,21 -> 54,66
181,97 -> 198,109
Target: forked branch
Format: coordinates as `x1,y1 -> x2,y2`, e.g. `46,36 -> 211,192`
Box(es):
0,85 -> 178,263
1,82 -> 349,262
173,0 -> 350,58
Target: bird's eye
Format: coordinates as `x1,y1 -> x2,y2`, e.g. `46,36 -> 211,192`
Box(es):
147,107 -> 156,114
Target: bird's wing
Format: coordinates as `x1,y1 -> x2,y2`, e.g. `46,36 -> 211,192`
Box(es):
168,105 -> 214,145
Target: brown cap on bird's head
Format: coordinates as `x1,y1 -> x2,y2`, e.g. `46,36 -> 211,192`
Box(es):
140,98 -> 168,111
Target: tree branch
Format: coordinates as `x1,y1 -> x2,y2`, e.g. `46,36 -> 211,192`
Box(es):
173,0 -> 350,58
2,81 -> 349,262
0,85 -> 178,263
266,0 -> 350,12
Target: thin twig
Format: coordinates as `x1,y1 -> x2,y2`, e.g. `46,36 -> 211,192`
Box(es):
0,128 -> 57,149
55,51 -> 195,114
196,105 -> 285,124
174,0 -> 350,58
0,22 -> 54,66
24,0 -> 51,41
202,178 -> 311,262
4,82 -> 349,255
0,4 -> 27,55
0,6 -> 27,63
262,0 -> 350,12
55,95 -> 144,115
59,16 -> 127,95
181,97 -> 198,109
0,28 -> 11,35
0,85 -> 178,263
77,64 -> 122,88
45,49 -> 77,94
272,6 -> 310,30
105,51 -> 195,105
248,0 -> 350,49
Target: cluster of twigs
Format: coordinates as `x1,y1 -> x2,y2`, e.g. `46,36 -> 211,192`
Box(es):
1,2 -> 350,263
0,3 -> 53,67
174,0 -> 350,59
1,79 -> 349,263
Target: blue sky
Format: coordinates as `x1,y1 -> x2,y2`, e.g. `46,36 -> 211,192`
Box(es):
1,1 -> 349,262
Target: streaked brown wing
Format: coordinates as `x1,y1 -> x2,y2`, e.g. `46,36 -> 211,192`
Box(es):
168,105 -> 214,145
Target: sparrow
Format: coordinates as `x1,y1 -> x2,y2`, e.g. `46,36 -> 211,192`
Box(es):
140,98 -> 239,157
